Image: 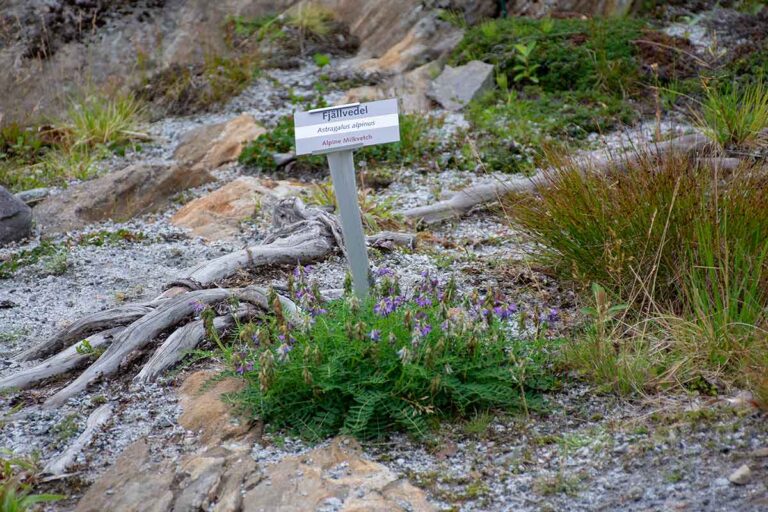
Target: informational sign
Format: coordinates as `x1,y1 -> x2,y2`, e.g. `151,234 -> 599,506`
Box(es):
294,99 -> 400,156
293,99 -> 402,299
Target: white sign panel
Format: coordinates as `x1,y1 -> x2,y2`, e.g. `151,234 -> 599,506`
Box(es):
293,99 -> 400,155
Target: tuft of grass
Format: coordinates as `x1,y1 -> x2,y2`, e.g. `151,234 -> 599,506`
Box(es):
286,3 -> 335,38
508,153 -> 768,394
226,269 -> 558,441
0,92 -> 145,192
691,79 -> 768,149
66,93 -> 145,149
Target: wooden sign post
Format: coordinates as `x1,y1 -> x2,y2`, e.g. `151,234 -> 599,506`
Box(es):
294,99 -> 400,299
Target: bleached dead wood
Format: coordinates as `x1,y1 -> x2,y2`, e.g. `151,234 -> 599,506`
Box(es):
16,304 -> 154,362
397,133 -> 712,225
43,404 -> 112,476
43,288 -> 235,408
0,328 -> 123,391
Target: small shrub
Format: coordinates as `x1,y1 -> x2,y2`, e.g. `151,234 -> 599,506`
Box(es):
691,79 -> 768,149
509,153 -> 768,393
229,268 -> 558,440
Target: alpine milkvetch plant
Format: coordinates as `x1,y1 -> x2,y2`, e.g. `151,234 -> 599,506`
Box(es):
227,266 -> 560,440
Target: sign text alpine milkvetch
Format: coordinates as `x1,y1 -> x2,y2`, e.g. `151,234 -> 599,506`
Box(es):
294,99 -> 400,155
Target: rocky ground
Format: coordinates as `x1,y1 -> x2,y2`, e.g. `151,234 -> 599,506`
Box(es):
1,2 -> 767,511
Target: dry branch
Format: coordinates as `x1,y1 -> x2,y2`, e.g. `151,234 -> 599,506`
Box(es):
397,134 -> 712,225
43,404 -> 112,476
16,304 -> 154,362
0,328 -> 123,391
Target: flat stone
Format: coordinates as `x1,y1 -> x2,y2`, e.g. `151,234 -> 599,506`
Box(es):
174,114 -> 265,171
75,439 -> 175,512
171,177 -> 307,240
33,163 -> 213,234
728,464 -> 751,485
0,185 -> 33,245
243,437 -> 434,512
178,370 -> 250,444
427,60 -> 495,111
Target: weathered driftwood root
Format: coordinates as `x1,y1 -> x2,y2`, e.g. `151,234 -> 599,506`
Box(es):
16,304 -> 154,362
44,289 -> 233,408
135,304 -> 257,383
0,328 -> 124,391
397,133 -> 713,225
43,404 -> 112,476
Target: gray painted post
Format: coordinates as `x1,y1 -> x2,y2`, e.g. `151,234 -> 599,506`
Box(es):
326,149 -> 370,299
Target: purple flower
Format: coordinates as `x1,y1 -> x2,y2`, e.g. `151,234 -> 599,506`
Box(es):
369,329 -> 381,342
375,267 -> 394,277
277,343 -> 293,362
418,323 -> 432,337
310,306 -> 328,317
547,308 -> 559,323
189,300 -> 206,315
415,295 -> 432,308
236,361 -> 254,375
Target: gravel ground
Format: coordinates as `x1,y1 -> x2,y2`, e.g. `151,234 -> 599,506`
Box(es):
0,49 -> 765,512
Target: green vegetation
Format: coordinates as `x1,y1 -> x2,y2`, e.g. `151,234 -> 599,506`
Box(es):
0,450 -> 63,511
507,153 -> 768,397
135,53 -> 261,117
450,17 -> 652,173
225,268 -> 557,440
286,3 -> 335,38
0,93 -> 145,192
0,229 -> 147,279
691,79 -> 768,149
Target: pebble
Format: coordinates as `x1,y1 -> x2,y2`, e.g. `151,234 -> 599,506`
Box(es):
727,464 -> 751,485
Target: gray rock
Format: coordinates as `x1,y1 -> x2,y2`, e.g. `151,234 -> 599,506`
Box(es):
728,464 -> 751,485
0,186 -> 33,245
427,60 -> 495,111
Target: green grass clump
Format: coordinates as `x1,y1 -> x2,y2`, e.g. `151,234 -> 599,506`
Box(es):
1,450 -> 63,511
465,89 -> 635,173
507,153 -> 768,395
0,92 -> 145,192
226,269 -> 557,440
307,181 -> 403,233
691,79 -> 768,149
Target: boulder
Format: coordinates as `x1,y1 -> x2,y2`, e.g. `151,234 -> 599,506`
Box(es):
339,61 -> 439,113
243,438 -> 435,512
171,177 -> 308,240
174,114 -> 266,172
0,186 -> 33,245
33,163 -> 213,234
319,0 -> 495,58
427,60 -> 495,110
